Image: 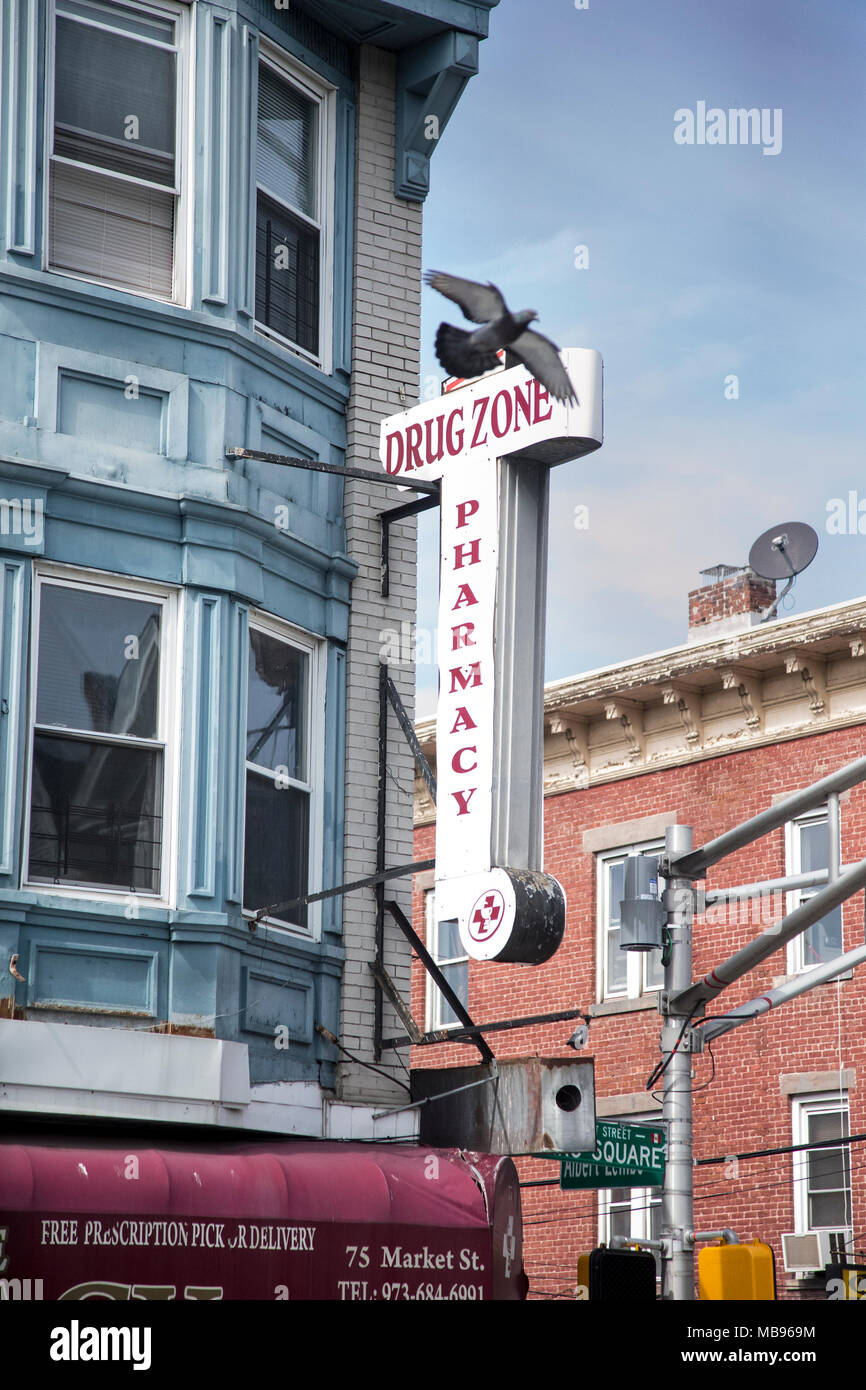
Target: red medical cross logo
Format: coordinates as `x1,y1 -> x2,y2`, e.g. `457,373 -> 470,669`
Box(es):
469,889 -> 505,941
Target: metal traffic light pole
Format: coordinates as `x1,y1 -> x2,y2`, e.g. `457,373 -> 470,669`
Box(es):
654,752 -> 866,1299
658,824 -> 696,1301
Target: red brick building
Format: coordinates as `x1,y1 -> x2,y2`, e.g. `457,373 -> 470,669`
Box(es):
412,566 -> 866,1299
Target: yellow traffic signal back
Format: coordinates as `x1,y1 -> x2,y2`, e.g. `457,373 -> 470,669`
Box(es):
699,1239 -> 776,1300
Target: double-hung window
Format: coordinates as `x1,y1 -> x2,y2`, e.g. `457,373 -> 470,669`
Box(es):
26,571 -> 174,896
598,841 -> 665,1000
47,0 -> 185,301
424,891 -> 469,1030
255,49 -> 331,363
598,1116 -> 665,1278
243,619 -> 320,933
786,808 -> 843,973
792,1094 -> 852,1245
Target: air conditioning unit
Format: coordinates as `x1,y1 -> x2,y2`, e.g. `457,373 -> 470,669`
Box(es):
782,1230 -> 850,1274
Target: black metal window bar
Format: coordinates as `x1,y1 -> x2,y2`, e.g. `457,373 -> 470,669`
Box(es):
29,798 -> 162,891
255,193 -> 319,355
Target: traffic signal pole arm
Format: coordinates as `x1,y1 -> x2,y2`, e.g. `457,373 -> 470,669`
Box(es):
701,938 -> 866,1042
669,853 -> 866,1017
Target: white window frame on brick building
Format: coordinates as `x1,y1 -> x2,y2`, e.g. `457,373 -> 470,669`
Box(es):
241,612 -> 325,940
597,1115 -> 664,1276
44,0 -> 190,305
597,841 -> 665,1001
255,42 -> 336,373
785,806 -> 844,975
23,564 -> 180,907
424,889 -> 469,1031
791,1092 -> 852,1247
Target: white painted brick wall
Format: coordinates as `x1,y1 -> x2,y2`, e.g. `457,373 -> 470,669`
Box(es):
339,46 -> 423,1104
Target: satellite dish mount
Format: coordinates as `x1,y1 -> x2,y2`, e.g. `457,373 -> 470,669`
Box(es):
747,521 -> 819,623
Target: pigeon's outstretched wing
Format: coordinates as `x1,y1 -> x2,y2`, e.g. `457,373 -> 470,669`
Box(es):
434,323 -> 502,380
507,329 -> 577,405
424,271 -> 508,325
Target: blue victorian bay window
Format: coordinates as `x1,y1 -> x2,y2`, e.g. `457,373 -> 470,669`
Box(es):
27,575 -> 170,894
255,51 -> 328,360
243,622 -> 315,931
48,0 -> 184,300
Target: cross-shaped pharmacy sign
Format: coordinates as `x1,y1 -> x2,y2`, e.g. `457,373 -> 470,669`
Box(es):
379,349 -> 603,963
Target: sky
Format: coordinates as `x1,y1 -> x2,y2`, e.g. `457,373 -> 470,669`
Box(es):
413,0 -> 866,717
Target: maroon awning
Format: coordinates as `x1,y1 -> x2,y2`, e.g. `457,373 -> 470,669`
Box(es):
0,1137 -> 526,1301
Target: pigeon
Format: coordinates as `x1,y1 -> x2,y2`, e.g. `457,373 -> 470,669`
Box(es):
424,270 -> 578,405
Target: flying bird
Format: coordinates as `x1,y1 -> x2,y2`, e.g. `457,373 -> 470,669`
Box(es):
424,270 -> 578,405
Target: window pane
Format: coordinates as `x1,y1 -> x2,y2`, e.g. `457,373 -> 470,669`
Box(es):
247,630 -> 307,778
434,961 -> 468,1028
49,162 -> 174,297
257,65 -> 316,218
29,734 -> 162,890
255,192 -> 319,354
59,0 -> 175,46
36,585 -> 160,738
800,821 -> 829,873
437,917 -> 463,961
644,949 -> 665,990
243,771 -> 309,927
608,1203 -> 631,1241
605,860 -> 628,992
802,904 -> 843,965
55,15 -> 176,186
806,1109 -> 850,1227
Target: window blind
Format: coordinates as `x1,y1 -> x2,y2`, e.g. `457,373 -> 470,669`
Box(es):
50,3 -> 178,298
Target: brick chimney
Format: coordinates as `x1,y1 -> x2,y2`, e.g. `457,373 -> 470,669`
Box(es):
687,564 -> 776,642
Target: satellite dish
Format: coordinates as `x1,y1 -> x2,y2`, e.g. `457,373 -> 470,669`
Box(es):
748,522 -> 819,581
747,521 -> 819,622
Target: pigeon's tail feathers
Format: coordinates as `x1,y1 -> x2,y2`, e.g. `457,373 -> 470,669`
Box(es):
434,322 -> 502,380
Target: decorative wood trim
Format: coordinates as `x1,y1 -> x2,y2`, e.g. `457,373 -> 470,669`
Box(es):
187,593 -> 221,897
201,10 -> 232,306
604,698 -> 645,762
661,681 -> 703,746
785,650 -> 827,717
3,0 -> 38,256
720,666 -> 763,731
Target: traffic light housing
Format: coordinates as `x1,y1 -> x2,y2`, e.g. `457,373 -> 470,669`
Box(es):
577,1247 -> 657,1300
698,1239 -> 776,1300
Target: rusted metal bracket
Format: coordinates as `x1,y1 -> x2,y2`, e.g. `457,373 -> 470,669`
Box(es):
386,676 -> 436,804
390,1006 -> 588,1050
227,446 -> 440,494
380,490 -> 440,597
369,961 -> 424,1044
382,899 -> 494,1063
252,856 -> 434,923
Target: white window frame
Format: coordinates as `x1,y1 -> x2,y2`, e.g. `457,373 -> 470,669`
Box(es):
254,41 -> 336,374
785,807 -> 843,975
241,610 -> 325,941
791,1092 -> 853,1243
597,1114 -> 665,1269
424,889 -> 469,1031
43,0 -> 192,306
597,840 -> 665,1001
23,563 -> 182,909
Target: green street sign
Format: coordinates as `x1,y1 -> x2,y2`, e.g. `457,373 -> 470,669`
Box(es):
558,1121 -> 666,1190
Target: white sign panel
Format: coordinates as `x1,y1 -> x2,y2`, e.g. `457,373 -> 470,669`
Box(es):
379,349 -> 603,962
380,349 -> 603,484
